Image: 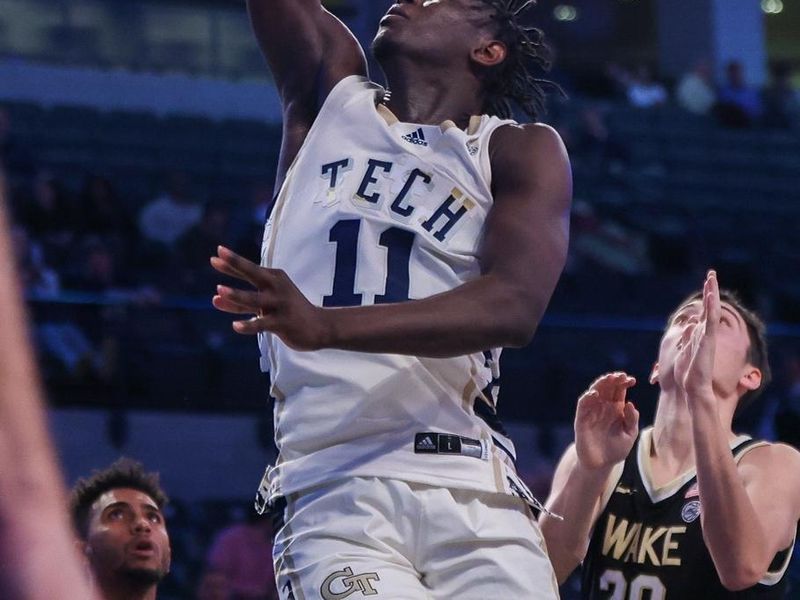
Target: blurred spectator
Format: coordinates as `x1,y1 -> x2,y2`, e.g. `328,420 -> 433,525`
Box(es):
15,170 -> 78,264
762,62 -> 800,130
172,200 -> 232,295
0,106 -> 35,178
626,65 -> 667,109
715,60 -> 762,127
11,224 -> 60,298
78,174 -> 136,249
138,172 -> 202,247
235,181 -> 274,263
676,59 -> 716,115
567,104 -> 630,174
570,201 -> 651,275
65,236 -> 160,304
199,510 -> 278,600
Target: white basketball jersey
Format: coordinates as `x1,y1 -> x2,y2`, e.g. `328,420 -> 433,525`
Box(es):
259,75 -> 533,504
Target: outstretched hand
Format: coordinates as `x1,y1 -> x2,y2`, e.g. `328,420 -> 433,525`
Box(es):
210,246 -> 329,351
675,270 -> 719,406
575,372 -> 639,471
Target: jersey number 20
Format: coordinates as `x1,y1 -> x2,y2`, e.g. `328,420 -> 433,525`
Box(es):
323,219 -> 415,307
599,569 -> 666,600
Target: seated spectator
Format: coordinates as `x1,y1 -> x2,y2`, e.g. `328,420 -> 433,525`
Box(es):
65,236 -> 160,305
15,170 -> 78,266
570,201 -> 651,275
79,175 -> 136,254
569,104 -> 631,174
0,106 -> 36,180
716,60 -> 763,127
626,65 -> 667,109
199,510 -> 278,600
172,200 -> 232,295
676,59 -> 716,115
138,172 -> 202,248
12,224 -> 60,298
762,61 -> 799,130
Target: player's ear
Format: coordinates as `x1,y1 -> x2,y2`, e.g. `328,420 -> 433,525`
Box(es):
649,362 -> 659,385
472,40 -> 507,68
739,365 -> 762,392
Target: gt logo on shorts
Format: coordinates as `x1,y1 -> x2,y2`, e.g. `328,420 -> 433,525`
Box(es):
321,566 -> 381,599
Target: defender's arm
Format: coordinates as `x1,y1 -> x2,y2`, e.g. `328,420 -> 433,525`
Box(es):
540,373 -> 637,583
693,415 -> 800,590
212,124 -> 572,356
0,179 -> 98,599
539,444 -> 613,583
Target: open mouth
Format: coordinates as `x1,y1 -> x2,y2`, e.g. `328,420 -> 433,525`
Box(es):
131,540 -> 155,555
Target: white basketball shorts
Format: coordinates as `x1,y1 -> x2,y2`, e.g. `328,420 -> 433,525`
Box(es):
271,477 -> 560,599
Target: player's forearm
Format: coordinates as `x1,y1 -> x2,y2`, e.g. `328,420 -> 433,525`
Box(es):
321,274 -> 542,357
0,193 -> 98,600
540,463 -> 611,583
691,401 -> 771,589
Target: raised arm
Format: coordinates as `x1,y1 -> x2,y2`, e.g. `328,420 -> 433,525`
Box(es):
248,0 -> 367,110
680,272 -> 800,590
211,123 -> 571,356
247,0 -> 367,185
0,176 -> 98,599
539,373 -> 639,583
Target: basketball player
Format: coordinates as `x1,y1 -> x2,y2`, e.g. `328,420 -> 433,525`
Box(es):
211,0 -> 571,597
0,172 -> 97,599
71,458 -> 171,600
540,271 -> 800,598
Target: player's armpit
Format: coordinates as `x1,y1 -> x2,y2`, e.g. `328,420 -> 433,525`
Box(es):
484,123 -> 572,346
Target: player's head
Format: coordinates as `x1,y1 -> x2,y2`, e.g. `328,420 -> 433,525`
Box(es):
71,458 -> 171,592
373,0 -> 553,119
651,289 -> 771,414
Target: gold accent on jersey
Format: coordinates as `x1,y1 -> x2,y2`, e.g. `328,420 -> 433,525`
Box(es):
602,513 -> 686,567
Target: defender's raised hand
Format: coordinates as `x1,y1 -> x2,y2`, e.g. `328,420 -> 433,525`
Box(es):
211,246 -> 329,351
575,372 -> 639,471
675,270 -> 720,406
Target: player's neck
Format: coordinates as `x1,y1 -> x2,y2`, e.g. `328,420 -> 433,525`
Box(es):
98,580 -> 158,600
651,389 -> 737,474
380,63 -> 484,128
650,390 -> 697,473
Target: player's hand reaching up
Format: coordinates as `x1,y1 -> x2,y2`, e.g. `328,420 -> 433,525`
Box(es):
574,372 -> 639,471
211,246 -> 329,351
675,270 -> 719,409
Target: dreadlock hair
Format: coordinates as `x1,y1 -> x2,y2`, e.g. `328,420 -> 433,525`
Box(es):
477,0 -> 558,120
70,457 -> 168,539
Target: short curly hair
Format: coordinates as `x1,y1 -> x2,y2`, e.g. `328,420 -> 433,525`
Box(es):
70,458 -> 168,539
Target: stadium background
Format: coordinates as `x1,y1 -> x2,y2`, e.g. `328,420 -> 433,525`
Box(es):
1,0 -> 799,597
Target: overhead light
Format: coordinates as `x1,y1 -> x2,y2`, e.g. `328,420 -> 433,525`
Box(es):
554,4 -> 579,21
761,0 -> 783,14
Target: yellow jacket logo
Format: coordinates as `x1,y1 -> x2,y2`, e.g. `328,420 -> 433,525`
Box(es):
321,566 -> 381,599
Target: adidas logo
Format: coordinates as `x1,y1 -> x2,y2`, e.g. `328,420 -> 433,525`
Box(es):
402,127 -> 428,146
417,435 -> 436,450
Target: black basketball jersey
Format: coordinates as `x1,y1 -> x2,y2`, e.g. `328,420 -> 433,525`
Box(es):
581,428 -> 795,599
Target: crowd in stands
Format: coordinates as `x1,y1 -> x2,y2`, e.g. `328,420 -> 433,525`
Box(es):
602,58 -> 800,130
